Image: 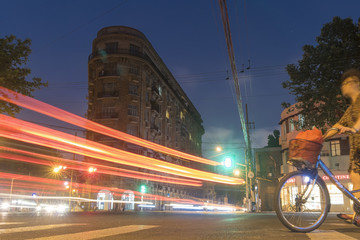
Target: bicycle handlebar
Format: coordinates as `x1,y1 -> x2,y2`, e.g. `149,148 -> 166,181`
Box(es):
323,127 -> 353,141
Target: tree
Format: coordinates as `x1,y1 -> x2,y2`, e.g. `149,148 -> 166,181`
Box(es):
0,35 -> 47,116
267,130 -> 280,147
282,17 -> 360,129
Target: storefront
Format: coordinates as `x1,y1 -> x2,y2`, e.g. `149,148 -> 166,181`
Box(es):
321,172 -> 353,213
280,172 -> 353,213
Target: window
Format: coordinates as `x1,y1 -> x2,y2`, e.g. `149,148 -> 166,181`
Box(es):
145,110 -> 149,121
128,104 -> 138,116
289,118 -> 295,132
330,140 -> 341,156
282,122 -> 288,136
128,84 -> 138,95
101,101 -> 116,118
103,82 -> 116,91
127,125 -> 138,136
105,42 -> 118,53
103,63 -> 118,76
298,114 -> 305,129
328,184 -> 344,205
129,65 -> 139,75
130,44 -> 140,55
180,111 -> 185,120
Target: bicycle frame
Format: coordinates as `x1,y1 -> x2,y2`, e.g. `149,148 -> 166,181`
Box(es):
317,158 -> 360,207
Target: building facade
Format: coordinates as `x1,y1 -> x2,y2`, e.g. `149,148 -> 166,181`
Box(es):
280,103 -> 353,212
87,26 -> 206,209
254,147 -> 282,211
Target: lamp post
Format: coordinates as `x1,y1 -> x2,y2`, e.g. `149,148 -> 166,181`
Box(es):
54,166 -> 74,212
9,177 -> 22,205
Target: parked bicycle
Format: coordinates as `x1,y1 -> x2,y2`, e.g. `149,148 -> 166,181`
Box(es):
274,128 -> 360,232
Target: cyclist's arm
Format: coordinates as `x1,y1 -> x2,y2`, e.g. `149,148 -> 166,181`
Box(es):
323,123 -> 342,139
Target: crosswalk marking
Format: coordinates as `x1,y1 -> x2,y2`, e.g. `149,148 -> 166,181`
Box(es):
307,229 -> 358,240
29,225 -> 159,240
0,223 -> 85,234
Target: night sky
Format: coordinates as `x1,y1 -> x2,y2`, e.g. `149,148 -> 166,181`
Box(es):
1,0 -> 359,159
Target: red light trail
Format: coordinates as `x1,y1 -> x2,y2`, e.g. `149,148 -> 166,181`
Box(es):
0,87 -> 220,166
0,148 -> 203,186
0,114 -> 244,185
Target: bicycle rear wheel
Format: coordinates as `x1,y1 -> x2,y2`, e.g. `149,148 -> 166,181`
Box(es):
274,170 -> 330,232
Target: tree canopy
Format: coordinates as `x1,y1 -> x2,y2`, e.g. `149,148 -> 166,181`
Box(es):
282,17 -> 360,129
0,35 -> 47,115
266,130 -> 280,148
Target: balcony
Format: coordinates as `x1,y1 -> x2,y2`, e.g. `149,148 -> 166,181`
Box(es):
89,48 -> 144,61
152,86 -> 160,96
150,124 -> 160,136
150,124 -> 159,132
98,71 -> 120,77
97,91 -> 119,98
150,101 -> 160,114
96,112 -> 118,119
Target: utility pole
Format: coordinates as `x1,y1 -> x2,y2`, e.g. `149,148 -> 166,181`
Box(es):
245,104 -> 255,211
219,0 -> 255,211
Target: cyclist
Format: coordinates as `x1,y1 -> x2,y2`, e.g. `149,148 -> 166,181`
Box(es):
323,68 -> 360,226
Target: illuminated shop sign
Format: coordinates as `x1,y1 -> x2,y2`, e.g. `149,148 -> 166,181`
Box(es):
322,174 -> 349,181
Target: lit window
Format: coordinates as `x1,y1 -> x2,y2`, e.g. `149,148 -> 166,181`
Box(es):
328,184 -> 344,205
180,111 -> 184,120
298,114 -> 305,129
330,140 -> 341,156
166,110 -> 170,119
289,118 -> 295,132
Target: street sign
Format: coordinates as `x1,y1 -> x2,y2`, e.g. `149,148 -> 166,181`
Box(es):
248,171 -> 254,179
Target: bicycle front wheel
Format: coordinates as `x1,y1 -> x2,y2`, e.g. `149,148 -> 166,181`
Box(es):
274,170 -> 330,232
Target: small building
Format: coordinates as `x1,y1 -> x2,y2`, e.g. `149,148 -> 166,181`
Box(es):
279,103 -> 353,212
254,147 -> 282,211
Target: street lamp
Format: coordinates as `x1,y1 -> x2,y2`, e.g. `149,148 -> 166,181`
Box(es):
9,177 -> 23,207
233,169 -> 240,177
54,165 -> 74,211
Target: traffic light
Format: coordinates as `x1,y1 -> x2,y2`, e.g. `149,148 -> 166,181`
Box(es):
140,185 -> 147,193
224,157 -> 232,168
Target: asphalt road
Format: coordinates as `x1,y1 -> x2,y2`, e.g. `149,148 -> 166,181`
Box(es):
0,211 -> 360,240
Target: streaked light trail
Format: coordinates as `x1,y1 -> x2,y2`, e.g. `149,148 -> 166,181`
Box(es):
0,114 -> 244,185
0,87 -> 220,166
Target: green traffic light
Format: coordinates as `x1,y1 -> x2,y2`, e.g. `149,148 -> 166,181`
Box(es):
224,157 -> 232,168
140,185 -> 147,193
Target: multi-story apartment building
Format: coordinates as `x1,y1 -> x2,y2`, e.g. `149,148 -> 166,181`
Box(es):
86,26 -> 206,210
280,103 -> 353,212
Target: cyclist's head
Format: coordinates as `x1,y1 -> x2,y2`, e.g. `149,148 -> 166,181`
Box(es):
341,68 -> 360,85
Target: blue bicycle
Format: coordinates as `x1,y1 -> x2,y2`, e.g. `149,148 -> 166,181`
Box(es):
274,128 -> 360,232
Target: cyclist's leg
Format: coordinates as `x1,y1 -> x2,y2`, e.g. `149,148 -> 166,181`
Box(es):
350,171 -> 360,226
350,171 -> 360,199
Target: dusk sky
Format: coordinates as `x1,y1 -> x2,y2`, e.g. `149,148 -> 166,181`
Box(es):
1,0 -> 359,158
